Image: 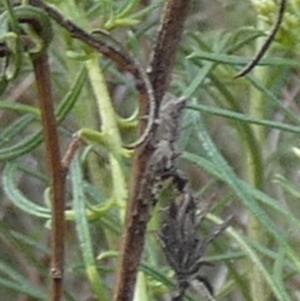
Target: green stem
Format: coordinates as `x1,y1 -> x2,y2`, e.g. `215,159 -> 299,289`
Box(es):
57,0 -> 106,194
71,155 -> 109,301
85,54 -> 128,216
247,19 -> 268,301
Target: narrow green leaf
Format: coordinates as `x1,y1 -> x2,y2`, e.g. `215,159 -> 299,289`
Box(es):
240,71 -> 300,125
188,104 -> 300,134
0,114 -> 35,148
0,101 -> 39,115
55,66 -> 87,122
71,154 -> 109,301
0,260 -> 46,299
2,163 -> 50,218
273,247 -> 291,300
183,61 -> 215,99
274,174 -> 300,199
0,131 -> 43,161
188,51 -> 300,68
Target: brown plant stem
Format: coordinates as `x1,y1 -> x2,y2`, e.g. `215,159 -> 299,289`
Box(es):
148,0 -> 191,105
31,52 -> 65,301
113,1 -> 191,301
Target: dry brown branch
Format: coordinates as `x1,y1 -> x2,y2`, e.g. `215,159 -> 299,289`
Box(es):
112,1 -> 192,301
32,52 -> 65,301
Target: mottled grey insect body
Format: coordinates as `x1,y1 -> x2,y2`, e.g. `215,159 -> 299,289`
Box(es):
146,97 -> 188,201
158,192 -> 231,301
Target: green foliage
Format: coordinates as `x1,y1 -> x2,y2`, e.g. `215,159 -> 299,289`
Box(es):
0,1 -> 300,301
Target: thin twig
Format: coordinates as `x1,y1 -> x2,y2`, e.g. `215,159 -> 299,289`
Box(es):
3,5 -> 65,300
29,0 -> 155,149
61,134 -> 83,175
32,52 -> 65,301
234,0 -> 287,78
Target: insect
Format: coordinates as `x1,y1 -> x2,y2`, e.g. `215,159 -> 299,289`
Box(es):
158,192 -> 231,301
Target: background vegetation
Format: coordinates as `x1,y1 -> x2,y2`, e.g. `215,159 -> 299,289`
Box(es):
1,0 -> 300,301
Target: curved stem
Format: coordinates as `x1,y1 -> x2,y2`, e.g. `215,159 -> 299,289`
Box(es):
29,0 -> 156,149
